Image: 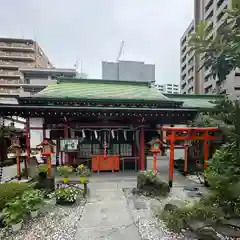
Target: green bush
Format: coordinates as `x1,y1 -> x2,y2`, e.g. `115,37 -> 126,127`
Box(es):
159,200 -> 224,232
137,171 -> 170,197
0,182 -> 31,211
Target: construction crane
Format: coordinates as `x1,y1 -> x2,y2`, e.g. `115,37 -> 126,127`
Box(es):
116,41 -> 124,80
116,41 -> 124,62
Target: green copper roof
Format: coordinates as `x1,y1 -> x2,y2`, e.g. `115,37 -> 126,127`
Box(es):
29,78 -> 174,102
164,93 -> 223,108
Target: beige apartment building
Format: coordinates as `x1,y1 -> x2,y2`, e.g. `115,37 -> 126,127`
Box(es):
0,37 -> 53,96
180,0 -> 240,98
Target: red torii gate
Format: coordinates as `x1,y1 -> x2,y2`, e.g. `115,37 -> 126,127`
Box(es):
161,127 -> 218,187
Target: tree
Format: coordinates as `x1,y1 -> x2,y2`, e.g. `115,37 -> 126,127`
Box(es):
188,6 -> 240,89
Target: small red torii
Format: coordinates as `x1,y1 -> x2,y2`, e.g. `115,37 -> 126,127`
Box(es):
161,127 -> 218,187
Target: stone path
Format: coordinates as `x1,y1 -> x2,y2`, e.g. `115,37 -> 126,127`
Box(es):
1,163 -> 24,182
75,175 -> 141,240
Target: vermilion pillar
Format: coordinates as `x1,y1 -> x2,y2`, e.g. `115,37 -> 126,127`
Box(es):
139,126 -> 145,171
169,132 -> 175,187
203,131 -> 209,169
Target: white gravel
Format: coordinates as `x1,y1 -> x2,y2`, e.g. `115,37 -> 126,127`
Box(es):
123,188 -> 198,240
0,197 -> 86,240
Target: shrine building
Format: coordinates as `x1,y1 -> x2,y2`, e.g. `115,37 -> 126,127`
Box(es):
0,78 -> 221,172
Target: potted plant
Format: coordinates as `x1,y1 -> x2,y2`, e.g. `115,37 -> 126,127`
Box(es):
76,164 -> 91,183
21,189 -> 44,218
57,166 -> 73,183
54,187 -> 81,205
2,198 -> 27,232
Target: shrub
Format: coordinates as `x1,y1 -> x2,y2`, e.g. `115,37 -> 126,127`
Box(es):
2,198 -> 27,225
0,182 -> 31,211
77,164 -> 91,176
159,200 -> 224,232
38,164 -> 48,177
57,165 -> 73,178
21,189 -> 44,212
137,171 -> 170,197
54,187 -> 82,203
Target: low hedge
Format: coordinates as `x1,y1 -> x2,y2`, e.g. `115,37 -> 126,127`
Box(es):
0,182 -> 31,211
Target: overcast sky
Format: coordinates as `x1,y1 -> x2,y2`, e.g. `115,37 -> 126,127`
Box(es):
0,0 -> 193,84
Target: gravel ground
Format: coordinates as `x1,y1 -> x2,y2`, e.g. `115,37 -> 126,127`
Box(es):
0,197 -> 86,240
123,188 -> 199,240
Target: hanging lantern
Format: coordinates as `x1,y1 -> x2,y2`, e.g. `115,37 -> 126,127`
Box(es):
94,130 -> 98,139
82,129 -> 86,139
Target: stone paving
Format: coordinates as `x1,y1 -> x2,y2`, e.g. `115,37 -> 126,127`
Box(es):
75,174 -> 141,240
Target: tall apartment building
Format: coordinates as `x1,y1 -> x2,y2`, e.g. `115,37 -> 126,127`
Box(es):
155,83 -> 180,94
19,68 -> 77,96
102,60 -> 155,82
0,37 -> 53,97
180,0 -> 240,98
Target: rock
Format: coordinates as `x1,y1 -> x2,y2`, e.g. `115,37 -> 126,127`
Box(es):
132,188 -> 140,195
222,218 -> 240,229
163,200 -> 185,212
214,225 -> 240,238
184,185 -> 199,191
198,227 -> 225,240
133,199 -> 147,210
187,191 -> 203,198
137,172 -> 170,197
187,220 -> 208,232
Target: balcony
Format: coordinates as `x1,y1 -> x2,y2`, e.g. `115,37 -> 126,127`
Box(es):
0,61 -> 34,68
0,42 -> 35,52
0,52 -> 35,61
0,79 -> 23,85
0,88 -> 21,95
0,70 -> 20,78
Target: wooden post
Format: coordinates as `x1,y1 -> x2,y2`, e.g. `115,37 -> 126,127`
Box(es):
43,121 -> 46,140
184,145 -> 188,175
153,152 -> 157,174
169,132 -> 175,187
47,155 -> 52,178
16,148 -> 21,180
203,131 -> 209,169
140,126 -> 145,171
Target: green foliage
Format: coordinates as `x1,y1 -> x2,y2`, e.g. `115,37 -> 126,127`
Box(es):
54,187 -> 82,203
137,171 -> 170,197
0,182 -> 31,211
38,164 -> 48,175
57,165 -> 73,178
2,198 -> 27,225
76,164 -> 91,177
159,200 -> 224,232
188,6 -> 240,86
21,189 -> 44,211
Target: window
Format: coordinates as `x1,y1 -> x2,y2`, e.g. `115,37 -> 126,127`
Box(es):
205,0 -> 214,13
217,0 -> 226,9
205,85 -> 213,93
204,73 -> 211,82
